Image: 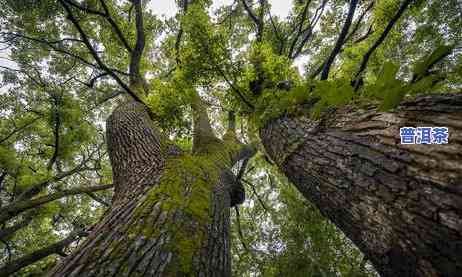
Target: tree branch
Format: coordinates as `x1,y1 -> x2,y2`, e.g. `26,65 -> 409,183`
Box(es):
0,214 -> 33,240
58,0 -> 144,103
85,191 -> 110,207
228,111 -> 237,133
353,0 -> 413,90
128,0 -> 146,92
15,144 -> 103,203
174,0 -> 190,66
47,93 -> 62,171
61,0 -> 132,52
256,0 -> 265,42
353,24 -> 374,43
291,26 -> 313,59
242,178 -> 270,213
191,91 -> 220,153
61,0 -> 105,16
288,0 -> 312,59
0,228 -> 88,277
268,11 -> 285,55
234,206 -> 249,252
216,66 -> 254,109
240,0 -> 260,28
0,184 -> 113,223
345,1 -> 375,43
320,0 -> 359,80
0,117 -> 41,145
98,0 -> 133,52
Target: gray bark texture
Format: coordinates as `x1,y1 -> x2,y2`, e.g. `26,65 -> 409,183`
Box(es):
260,93 -> 462,277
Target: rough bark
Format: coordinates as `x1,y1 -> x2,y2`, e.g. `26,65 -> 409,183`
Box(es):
49,101 -> 252,276
260,93 -> 462,277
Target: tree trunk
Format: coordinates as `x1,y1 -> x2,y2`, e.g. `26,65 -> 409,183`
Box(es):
49,101 -> 249,276
260,93 -> 462,277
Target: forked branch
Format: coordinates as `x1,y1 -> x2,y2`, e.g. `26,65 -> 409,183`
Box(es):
353,0 -> 414,90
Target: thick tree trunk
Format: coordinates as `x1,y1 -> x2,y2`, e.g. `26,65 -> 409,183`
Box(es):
260,93 -> 462,277
49,101 -> 248,276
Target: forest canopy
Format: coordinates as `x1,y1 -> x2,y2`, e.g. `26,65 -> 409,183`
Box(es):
0,0 -> 461,276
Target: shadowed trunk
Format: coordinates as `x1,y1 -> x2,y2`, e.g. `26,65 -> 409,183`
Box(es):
49,101 -> 251,276
260,93 -> 462,277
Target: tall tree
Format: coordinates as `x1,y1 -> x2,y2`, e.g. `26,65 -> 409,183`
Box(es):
239,1 -> 462,275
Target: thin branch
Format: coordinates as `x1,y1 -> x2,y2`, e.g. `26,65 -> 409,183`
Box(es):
215,65 -> 255,110
3,32 -> 130,76
0,214 -> 33,240
288,0 -> 312,59
240,0 -> 260,27
0,184 -> 113,223
310,26 -> 374,79
320,0 -> 359,80
0,228 -> 88,277
3,32 -> 93,68
98,0 -> 133,52
309,0 -> 327,27
65,0 -> 138,52
85,192 -> 110,207
47,93 -> 62,171
61,0 -> 105,16
0,117 -> 42,145
217,0 -> 239,25
291,26 -> 313,59
256,0 -> 265,42
58,0 -> 144,103
353,0 -> 414,90
242,179 -> 270,213
174,0 -> 190,65
289,0 -> 327,59
15,144 -> 103,203
234,206 -> 249,252
353,24 -> 374,43
95,90 -> 123,106
345,1 -> 375,43
228,111 -> 237,132
128,0 -> 146,90
86,72 -> 110,88
268,11 -> 285,55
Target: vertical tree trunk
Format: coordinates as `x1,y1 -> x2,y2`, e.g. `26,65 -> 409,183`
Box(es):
260,94 -> 462,277
49,101 -> 248,276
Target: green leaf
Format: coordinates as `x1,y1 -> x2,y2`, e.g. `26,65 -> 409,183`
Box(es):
413,44 -> 454,78
379,86 -> 405,111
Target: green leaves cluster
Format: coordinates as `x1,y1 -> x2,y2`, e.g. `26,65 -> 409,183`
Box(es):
147,73 -> 194,137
